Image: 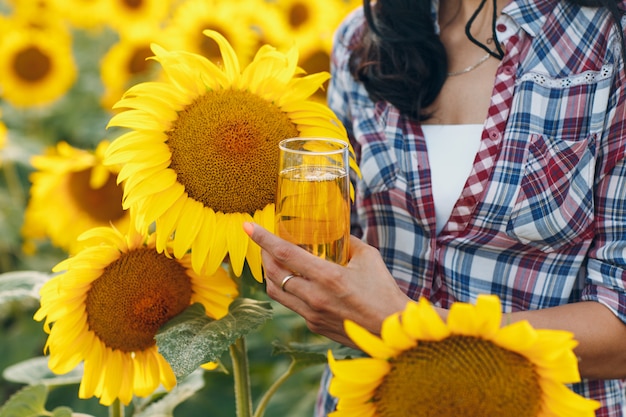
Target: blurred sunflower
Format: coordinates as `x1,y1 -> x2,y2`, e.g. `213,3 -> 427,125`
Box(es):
0,19 -> 76,107
34,223 -> 238,405
270,0 -> 336,54
48,0 -> 107,30
21,141 -> 129,255
100,24 -> 168,110
105,29 -> 359,282
0,110 -> 6,142
328,295 -> 600,417
244,0 -> 293,59
107,0 -> 171,33
9,0 -> 62,27
270,0 -> 348,101
164,0 -> 258,65
0,113 -> 6,166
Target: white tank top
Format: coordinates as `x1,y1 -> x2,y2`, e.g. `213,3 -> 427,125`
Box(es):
421,124 -> 483,235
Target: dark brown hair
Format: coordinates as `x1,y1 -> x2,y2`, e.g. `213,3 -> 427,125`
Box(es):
349,0 -> 625,121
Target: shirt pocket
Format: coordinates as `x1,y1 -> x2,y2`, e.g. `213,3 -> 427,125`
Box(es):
506,132 -> 596,252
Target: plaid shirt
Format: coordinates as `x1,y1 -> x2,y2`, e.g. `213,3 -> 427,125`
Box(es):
317,0 -> 626,415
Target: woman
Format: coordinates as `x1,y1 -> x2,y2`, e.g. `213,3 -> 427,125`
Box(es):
244,0 -> 626,414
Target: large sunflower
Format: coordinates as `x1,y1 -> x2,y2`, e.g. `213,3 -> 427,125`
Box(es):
104,29 -> 359,282
0,19 -> 76,107
21,141 -> 129,255
33,223 -> 239,405
328,295 -> 600,417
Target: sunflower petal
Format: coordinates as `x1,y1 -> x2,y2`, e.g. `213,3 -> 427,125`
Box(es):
401,298 -> 450,341
191,207 -> 216,274
328,351 -> 390,384
380,312 -> 417,351
173,198 -> 205,259
226,213 -> 249,277
203,30 -> 240,82
345,320 -> 398,359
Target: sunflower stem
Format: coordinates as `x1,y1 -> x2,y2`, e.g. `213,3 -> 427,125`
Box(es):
230,337 -> 253,417
252,360 -> 297,417
108,399 -> 124,417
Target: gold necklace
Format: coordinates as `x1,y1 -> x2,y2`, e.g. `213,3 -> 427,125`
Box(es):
447,52 -> 491,76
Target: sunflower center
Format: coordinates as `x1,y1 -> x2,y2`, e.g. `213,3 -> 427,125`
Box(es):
13,46 -> 51,82
198,24 -> 227,61
128,45 -> 154,75
301,50 -> 330,101
167,89 -> 299,214
374,336 -> 542,417
85,248 -> 192,352
123,0 -> 142,9
289,3 -> 310,29
68,168 -> 126,222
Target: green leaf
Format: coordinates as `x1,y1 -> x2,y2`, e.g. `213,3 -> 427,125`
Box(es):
0,271 -> 50,306
271,342 -> 329,372
272,340 -> 366,369
156,299 -> 273,381
2,356 -> 83,387
133,369 -> 205,417
0,384 -> 48,417
50,407 -> 73,417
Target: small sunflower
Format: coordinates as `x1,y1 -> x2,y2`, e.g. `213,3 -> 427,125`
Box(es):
48,0 -> 107,30
106,0 -> 171,32
33,223 -> 239,405
21,141 -> 129,255
0,19 -> 76,107
270,0 -> 337,56
269,0 -> 349,102
164,0 -> 258,66
328,295 -> 601,417
244,0 -> 292,56
105,29 -> 359,282
100,24 -> 167,110
10,0 -> 62,29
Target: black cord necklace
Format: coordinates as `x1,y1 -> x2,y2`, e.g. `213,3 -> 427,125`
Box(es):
464,0 -> 505,60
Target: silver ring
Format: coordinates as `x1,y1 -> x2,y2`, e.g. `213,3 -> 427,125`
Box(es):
280,274 -> 299,292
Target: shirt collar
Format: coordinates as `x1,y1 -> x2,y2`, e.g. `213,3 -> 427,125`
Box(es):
501,0 -> 559,37
431,0 -> 558,38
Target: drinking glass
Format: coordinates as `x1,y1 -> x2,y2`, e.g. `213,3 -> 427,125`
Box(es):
275,137 -> 351,265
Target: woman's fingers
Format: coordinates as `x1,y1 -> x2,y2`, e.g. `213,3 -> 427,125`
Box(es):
243,221 -> 337,283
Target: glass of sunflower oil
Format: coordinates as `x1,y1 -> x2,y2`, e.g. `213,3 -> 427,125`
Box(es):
275,137 -> 351,265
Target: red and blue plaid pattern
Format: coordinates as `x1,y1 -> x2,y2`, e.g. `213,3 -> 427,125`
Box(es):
318,0 -> 626,415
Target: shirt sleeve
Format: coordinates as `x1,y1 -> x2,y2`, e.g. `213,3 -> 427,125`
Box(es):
582,25 -> 626,325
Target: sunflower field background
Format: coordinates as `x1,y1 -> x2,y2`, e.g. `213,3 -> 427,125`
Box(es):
0,0 -> 360,416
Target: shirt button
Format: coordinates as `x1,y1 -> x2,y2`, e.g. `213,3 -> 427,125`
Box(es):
503,65 -> 515,76
496,23 -> 507,32
488,129 -> 501,140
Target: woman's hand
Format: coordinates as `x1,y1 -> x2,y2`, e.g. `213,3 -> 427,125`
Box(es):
243,222 -> 410,346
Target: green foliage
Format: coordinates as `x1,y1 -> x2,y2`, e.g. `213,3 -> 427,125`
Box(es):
0,384 -> 77,417
133,370 -> 205,417
0,384 -> 49,417
156,299 -> 274,382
